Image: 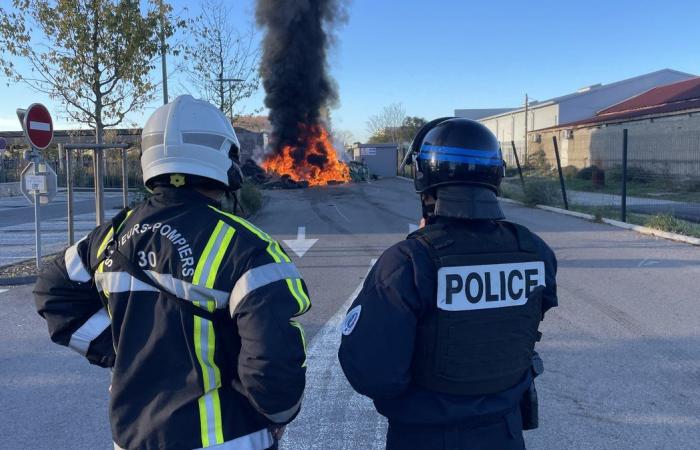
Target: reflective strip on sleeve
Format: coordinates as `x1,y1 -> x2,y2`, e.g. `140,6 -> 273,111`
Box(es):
193,428 -> 273,450
144,271 -> 229,308
209,207 -> 311,314
68,308 -> 111,355
64,238 -> 91,283
95,271 -> 160,294
229,262 -> 301,315
290,320 -> 307,368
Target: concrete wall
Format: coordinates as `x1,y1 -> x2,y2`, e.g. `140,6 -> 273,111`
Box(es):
529,112 -> 700,177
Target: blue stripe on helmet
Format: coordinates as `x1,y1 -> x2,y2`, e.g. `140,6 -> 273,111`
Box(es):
421,144 -> 501,159
418,152 -> 503,166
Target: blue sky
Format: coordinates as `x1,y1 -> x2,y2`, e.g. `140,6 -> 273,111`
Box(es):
2,0 -> 700,141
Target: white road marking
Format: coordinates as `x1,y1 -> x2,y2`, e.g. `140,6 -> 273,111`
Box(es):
638,259 -> 659,268
332,204 -> 351,222
282,259 -> 386,450
283,226 -> 319,258
0,289 -> 8,294
29,120 -> 51,131
409,223 -> 419,233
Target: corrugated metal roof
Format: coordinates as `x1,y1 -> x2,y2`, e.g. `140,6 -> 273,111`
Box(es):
599,77 -> 700,114
542,77 -> 700,130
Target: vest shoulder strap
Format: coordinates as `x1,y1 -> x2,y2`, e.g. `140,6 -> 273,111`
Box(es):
500,221 -> 538,254
408,225 -> 454,268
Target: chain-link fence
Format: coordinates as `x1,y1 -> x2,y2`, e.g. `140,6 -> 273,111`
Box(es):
500,128 -> 700,238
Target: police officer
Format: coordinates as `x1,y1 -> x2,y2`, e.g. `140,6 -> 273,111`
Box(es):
34,95 -> 310,450
338,118 -> 557,450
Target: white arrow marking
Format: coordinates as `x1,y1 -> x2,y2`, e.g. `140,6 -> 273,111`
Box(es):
409,223 -> 419,233
283,226 -> 318,258
0,289 -> 8,294
29,121 -> 51,131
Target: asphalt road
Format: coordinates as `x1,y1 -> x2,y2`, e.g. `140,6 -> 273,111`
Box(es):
1,177 -> 699,449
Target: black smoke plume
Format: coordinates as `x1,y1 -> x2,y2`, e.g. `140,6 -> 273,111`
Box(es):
256,0 -> 346,161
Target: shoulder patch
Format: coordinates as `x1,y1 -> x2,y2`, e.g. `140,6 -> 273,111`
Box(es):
341,305 -> 362,336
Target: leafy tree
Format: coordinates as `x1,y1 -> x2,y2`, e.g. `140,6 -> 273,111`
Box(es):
184,0 -> 260,120
0,0 -> 181,146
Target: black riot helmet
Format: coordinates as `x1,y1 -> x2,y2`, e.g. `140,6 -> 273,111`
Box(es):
406,118 -> 505,194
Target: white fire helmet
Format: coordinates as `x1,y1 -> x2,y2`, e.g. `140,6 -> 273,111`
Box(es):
140,95 -> 240,187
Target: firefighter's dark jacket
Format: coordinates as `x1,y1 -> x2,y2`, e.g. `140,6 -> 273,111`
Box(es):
338,217 -> 557,427
34,187 -> 310,450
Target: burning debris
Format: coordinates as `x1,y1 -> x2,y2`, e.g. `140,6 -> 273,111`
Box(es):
256,0 -> 350,186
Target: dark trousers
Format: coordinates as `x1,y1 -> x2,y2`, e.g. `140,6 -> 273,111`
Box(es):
386,411 -> 525,450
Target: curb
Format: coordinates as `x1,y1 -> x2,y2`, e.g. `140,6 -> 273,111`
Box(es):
396,176 -> 412,182
501,198 -> 700,246
0,275 -> 37,286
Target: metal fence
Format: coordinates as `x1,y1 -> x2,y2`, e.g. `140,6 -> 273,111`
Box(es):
500,128 -> 700,237
0,147 -> 143,189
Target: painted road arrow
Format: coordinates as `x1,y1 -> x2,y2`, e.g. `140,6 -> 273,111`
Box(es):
283,226 -> 318,258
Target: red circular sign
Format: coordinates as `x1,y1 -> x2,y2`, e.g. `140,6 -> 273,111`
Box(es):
23,103 -> 54,149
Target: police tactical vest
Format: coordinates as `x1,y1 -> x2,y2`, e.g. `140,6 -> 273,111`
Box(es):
410,220 -> 544,396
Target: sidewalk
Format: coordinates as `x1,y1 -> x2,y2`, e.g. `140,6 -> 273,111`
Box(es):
0,209 -> 119,268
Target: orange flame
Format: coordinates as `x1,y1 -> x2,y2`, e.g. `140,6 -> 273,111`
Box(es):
262,125 -> 350,186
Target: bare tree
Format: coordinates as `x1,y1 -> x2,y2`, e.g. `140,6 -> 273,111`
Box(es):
366,103 -> 407,143
184,0 -> 260,120
0,0 -> 180,146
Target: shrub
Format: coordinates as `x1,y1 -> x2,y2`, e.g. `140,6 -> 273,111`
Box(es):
576,165 -> 598,180
239,181 -> 263,215
561,165 -> 579,180
606,165 -> 653,184
523,180 -> 559,206
505,166 -> 520,178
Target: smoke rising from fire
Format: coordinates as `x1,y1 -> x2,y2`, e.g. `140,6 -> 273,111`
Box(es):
256,0 -> 348,181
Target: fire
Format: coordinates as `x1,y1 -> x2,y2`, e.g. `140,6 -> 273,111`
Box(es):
262,125 -> 350,186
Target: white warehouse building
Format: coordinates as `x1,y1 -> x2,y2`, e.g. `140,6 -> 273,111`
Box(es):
455,69 -> 695,152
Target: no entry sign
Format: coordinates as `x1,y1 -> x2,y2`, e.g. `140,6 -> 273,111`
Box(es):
23,103 -> 53,149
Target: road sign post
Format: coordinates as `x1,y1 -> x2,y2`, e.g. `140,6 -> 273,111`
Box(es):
18,103 -> 55,270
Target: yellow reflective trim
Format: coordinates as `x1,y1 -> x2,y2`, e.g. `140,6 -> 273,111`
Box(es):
197,396 -> 210,447
286,279 -> 306,314
205,227 -> 235,289
96,229 -> 113,259
194,314 -> 211,447
194,221 -> 225,285
290,321 -> 307,368
207,319 -> 224,444
115,210 -> 134,233
208,206 -> 290,263
295,278 -> 311,313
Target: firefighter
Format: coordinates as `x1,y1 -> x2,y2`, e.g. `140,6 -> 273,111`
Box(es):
34,95 -> 310,450
338,118 -> 558,450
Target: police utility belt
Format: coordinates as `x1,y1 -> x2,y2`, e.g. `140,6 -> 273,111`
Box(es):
409,221 -> 545,396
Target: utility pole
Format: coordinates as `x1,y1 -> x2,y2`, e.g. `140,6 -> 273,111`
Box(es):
159,0 -> 168,105
524,93 -> 529,162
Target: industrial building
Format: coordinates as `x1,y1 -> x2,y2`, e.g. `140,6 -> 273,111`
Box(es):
454,69 -> 695,162
530,76 -> 700,176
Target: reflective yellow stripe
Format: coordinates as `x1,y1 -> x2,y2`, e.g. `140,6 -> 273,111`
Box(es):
208,207 -> 311,315
285,279 -> 306,315
290,321 -> 307,368
96,229 -> 114,259
194,221 -> 225,285
209,206 -> 290,263
206,226 -> 235,289
192,220 -> 235,447
295,278 -> 311,313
